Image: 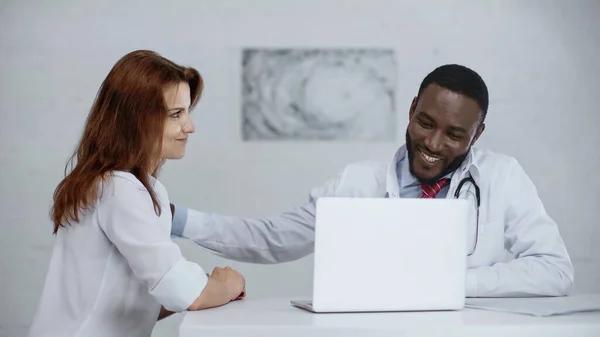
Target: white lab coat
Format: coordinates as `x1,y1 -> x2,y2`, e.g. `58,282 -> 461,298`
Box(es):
29,172 -> 207,337
174,145 -> 574,298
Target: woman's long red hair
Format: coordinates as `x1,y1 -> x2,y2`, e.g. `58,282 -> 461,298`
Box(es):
51,50 -> 203,234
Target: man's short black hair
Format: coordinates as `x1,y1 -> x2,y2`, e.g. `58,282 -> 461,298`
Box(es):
417,64 -> 489,123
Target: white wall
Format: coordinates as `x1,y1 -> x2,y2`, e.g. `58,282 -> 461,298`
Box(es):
1,0 -> 599,336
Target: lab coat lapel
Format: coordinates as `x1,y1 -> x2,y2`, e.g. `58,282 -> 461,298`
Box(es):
384,145 -> 407,198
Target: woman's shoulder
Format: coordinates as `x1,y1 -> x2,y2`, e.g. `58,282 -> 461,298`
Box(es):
94,171 -> 169,231
99,171 -> 166,202
105,170 -> 146,190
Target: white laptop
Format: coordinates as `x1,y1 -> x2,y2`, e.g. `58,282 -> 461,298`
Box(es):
291,197 -> 468,313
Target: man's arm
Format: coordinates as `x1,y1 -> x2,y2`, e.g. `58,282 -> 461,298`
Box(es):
170,173 -> 342,264
465,158 -> 574,297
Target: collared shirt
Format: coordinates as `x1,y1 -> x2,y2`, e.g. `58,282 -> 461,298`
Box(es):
29,171 -> 208,337
396,150 -> 452,199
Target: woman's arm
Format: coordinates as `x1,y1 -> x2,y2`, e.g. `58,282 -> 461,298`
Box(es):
157,267 -> 245,321
99,175 -> 245,313
157,306 -> 174,320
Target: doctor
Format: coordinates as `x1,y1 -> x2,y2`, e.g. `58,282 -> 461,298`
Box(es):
170,64 -> 574,298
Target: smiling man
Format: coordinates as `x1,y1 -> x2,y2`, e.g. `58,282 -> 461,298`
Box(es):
170,64 -> 574,298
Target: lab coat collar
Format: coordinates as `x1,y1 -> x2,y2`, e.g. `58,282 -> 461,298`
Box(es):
385,144 -> 480,198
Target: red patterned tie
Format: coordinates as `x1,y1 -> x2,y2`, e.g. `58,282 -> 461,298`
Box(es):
421,178 -> 450,198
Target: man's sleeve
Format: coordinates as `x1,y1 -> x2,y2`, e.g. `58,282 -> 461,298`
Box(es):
171,172 -> 342,263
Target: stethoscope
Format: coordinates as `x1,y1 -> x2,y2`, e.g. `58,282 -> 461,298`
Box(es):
385,172 -> 482,256
454,174 -> 481,256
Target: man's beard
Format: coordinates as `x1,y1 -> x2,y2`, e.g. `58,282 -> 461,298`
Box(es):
405,130 -> 469,185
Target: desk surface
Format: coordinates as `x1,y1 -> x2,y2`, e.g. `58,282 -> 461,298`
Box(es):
179,298 -> 600,337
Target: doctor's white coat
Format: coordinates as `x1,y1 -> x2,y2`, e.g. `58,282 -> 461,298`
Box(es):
173,146 -> 574,298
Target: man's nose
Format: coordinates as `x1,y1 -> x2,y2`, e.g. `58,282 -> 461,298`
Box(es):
424,131 -> 444,153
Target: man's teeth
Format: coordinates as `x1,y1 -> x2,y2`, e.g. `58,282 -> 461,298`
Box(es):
420,150 -> 441,163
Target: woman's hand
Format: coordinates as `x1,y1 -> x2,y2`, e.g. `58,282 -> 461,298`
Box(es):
210,266 -> 245,301
187,266 -> 246,311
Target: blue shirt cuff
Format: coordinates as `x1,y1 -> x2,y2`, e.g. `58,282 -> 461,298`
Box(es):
171,204 -> 188,237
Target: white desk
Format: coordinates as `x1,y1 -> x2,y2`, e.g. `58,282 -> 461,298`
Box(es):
179,298 -> 600,337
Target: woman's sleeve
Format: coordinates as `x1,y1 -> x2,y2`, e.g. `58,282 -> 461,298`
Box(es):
97,177 -> 208,312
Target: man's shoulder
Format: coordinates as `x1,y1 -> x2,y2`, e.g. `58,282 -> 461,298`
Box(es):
471,147 -> 528,186
327,160 -> 388,197
340,160 -> 388,177
472,147 -> 519,170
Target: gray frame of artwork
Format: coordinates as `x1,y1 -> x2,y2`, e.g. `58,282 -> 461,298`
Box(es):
241,48 -> 397,141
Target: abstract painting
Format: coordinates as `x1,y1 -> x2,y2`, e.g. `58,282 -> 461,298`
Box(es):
241,48 -> 397,141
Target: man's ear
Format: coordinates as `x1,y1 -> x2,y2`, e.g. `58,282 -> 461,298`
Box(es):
409,97 -> 418,120
471,123 -> 485,146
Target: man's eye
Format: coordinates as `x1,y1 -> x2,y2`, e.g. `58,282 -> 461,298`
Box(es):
419,120 -> 433,128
